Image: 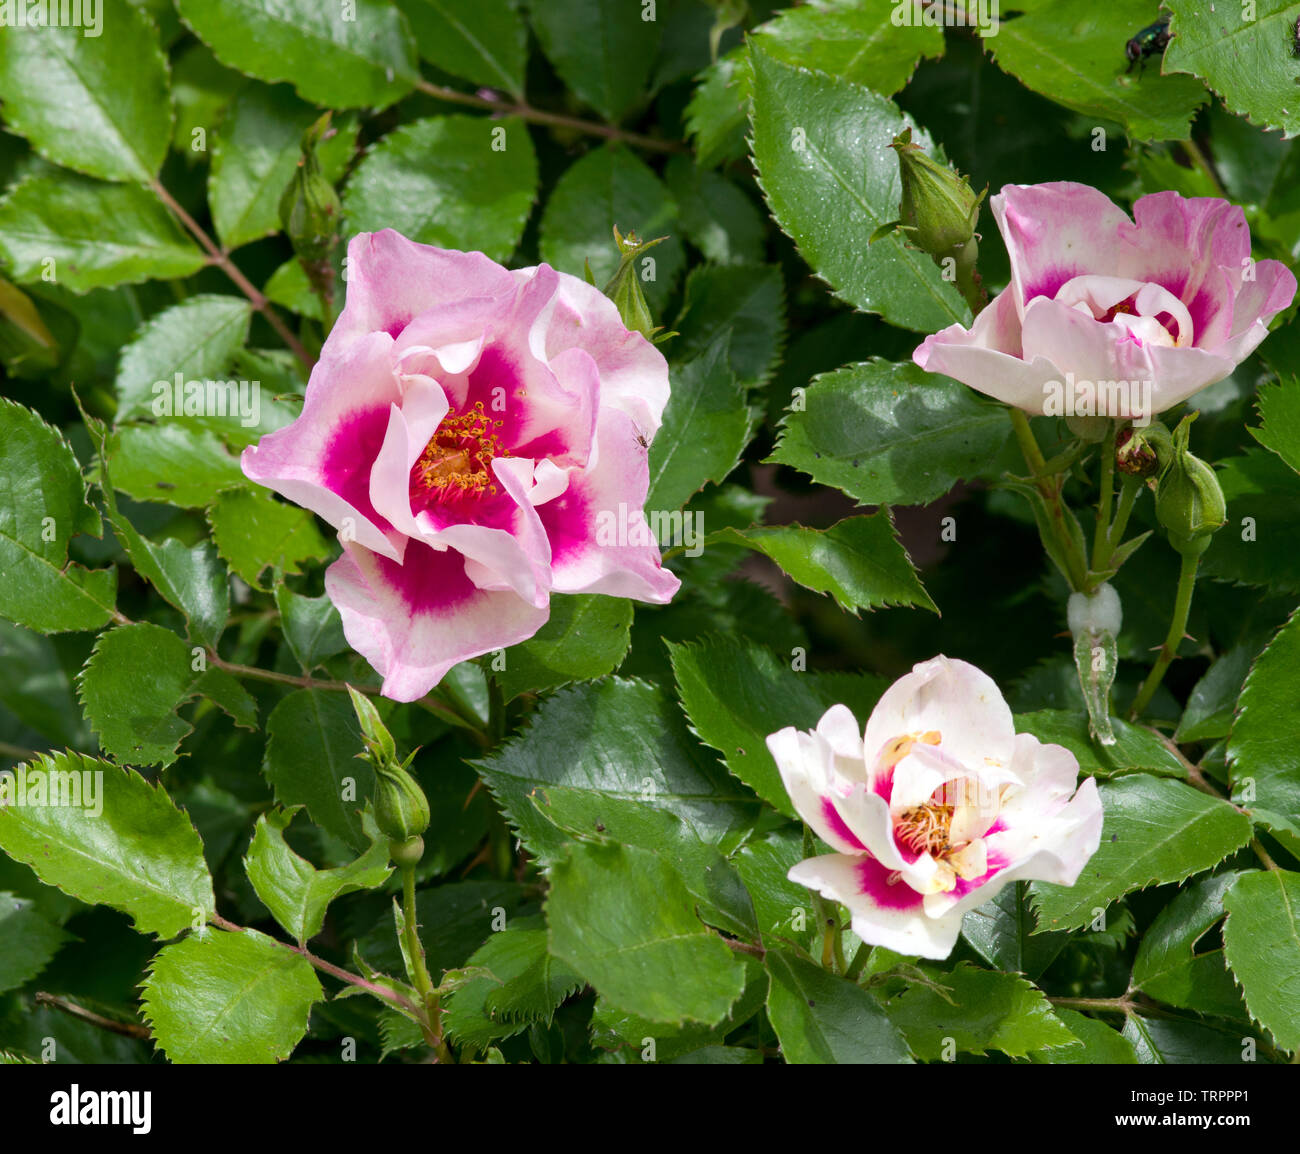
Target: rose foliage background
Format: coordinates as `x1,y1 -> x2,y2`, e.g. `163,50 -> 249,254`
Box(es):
1,0 -> 1300,1067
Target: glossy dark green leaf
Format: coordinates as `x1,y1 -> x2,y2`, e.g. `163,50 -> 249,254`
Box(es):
768,360 -> 1011,506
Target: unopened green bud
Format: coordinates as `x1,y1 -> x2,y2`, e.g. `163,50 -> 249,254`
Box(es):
374,759 -> 431,846
1116,421 -> 1171,477
1155,415 -> 1226,557
279,112 -> 342,307
890,127 -> 986,260
602,226 -> 667,340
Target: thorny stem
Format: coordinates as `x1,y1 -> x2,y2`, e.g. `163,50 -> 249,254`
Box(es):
402,865 -> 452,1061
1129,549 -> 1200,720
35,992 -> 152,1040
203,652 -> 488,743
150,179 -> 314,372
414,79 -> 689,155
209,913 -> 423,1020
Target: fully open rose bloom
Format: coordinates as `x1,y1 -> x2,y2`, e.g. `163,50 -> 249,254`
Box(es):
914,182 -> 1296,419
242,230 -> 680,701
767,656 -> 1103,959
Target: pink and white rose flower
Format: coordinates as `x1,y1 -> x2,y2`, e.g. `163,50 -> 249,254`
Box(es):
767,656 -> 1103,959
242,230 -> 680,701
914,182 -> 1296,419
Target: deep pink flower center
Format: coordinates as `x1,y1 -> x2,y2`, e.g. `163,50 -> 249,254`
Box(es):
409,402 -> 509,506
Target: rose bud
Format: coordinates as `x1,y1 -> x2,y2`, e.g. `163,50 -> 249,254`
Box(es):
1116,421 -> 1170,478
890,126 -> 986,261
1155,416 -> 1227,557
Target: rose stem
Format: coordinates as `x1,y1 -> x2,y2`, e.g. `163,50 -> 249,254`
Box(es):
149,179 -> 314,373
401,863 -> 452,1060
1008,408 -> 1089,590
1104,475 -> 1142,559
1128,549 -> 1200,720
1090,421 -> 1118,573
844,943 -> 871,983
414,80 -> 689,156
208,912 -> 424,1020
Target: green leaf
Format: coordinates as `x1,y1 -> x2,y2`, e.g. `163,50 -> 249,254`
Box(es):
0,623 -> 90,749
0,0 -> 172,182
262,689 -> 374,851
496,594 -> 633,701
539,145 -> 683,316
709,513 -> 937,615
142,927 -> 322,1063
0,892 -> 73,994
444,921 -> 565,1051
210,83 -> 356,251
881,961 -> 1076,1059
670,636 -> 889,819
765,947 -> 912,1064
0,751 -> 215,937
663,157 -> 765,266
546,841 -> 747,1026
961,882 -> 1069,980
646,336 -> 751,513
685,6 -> 944,170
1123,1013 -> 1259,1063
733,829 -> 820,950
207,486 -> 331,590
1014,709 -> 1188,779
671,263 -> 786,387
398,0 -> 527,96
767,360 -> 1011,506
0,171 -> 206,293
1164,0 -> 1298,137
1132,870 -> 1247,1018
475,678 -> 758,867
274,587 -> 348,672
1175,641 -> 1264,744
86,417 -> 231,649
244,808 -> 392,943
589,958 -> 767,1063
115,295 -> 253,422
1223,869 -> 1300,1051
105,423 -> 245,508
1031,775 -> 1254,933
985,0 -> 1210,142
483,932 -> 583,1026
0,399 -> 117,633
528,0 -> 657,122
748,48 -> 969,333
749,1 -> 944,95
343,115 -> 538,265
1032,1008 -> 1137,1064
1229,608 -> 1300,820
1251,378 -> 1300,474
176,0 -> 418,110
1202,451 -> 1300,592
78,622 -> 257,767
684,47 -> 750,169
